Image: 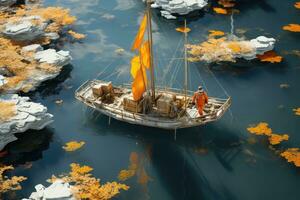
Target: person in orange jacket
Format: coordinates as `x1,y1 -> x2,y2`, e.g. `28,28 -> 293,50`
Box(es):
192,86 -> 208,115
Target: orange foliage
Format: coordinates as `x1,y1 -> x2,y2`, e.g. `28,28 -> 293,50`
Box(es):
247,122 -> 272,136
176,27 -> 191,33
293,108 -> 300,116
68,30 -> 86,40
62,141 -> 85,152
247,123 -> 289,145
282,24 -> 300,32
281,148 -> 300,167
213,7 -> 228,14
295,2 -> 300,9
50,163 -> 129,199
208,30 -> 225,37
0,166 -> 27,195
0,101 -> 16,122
268,134 -> 289,145
257,51 -> 283,63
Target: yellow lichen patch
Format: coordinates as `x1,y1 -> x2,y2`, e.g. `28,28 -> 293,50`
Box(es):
62,141 -> 85,152
50,163 -> 129,199
247,122 -> 272,136
208,30 -> 225,37
257,51 -> 283,63
295,2 -> 300,9
280,148 -> 300,167
0,101 -> 16,122
268,134 -> 289,145
282,24 -> 300,32
68,30 -> 86,40
213,7 -> 228,14
293,108 -> 300,116
0,165 -> 27,195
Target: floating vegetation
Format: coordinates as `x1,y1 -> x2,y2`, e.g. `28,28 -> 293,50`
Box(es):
68,30 -> 86,40
257,51 -> 283,63
208,30 -> 225,37
283,24 -> 300,32
293,108 -> 300,116
0,101 -> 16,122
49,163 -> 129,199
62,141 -> 85,152
213,7 -> 228,14
247,123 -> 289,145
280,148 -> 300,167
0,165 -> 27,197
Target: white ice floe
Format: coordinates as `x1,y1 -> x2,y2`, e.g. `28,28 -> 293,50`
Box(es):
0,94 -> 53,150
23,179 -> 76,200
146,0 -> 208,19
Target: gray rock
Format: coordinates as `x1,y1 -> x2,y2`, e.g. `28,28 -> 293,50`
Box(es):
0,0 -> 16,7
147,0 -> 208,19
0,66 -> 14,77
23,179 -> 76,200
21,44 -> 44,53
0,94 -> 53,150
3,16 -> 49,41
0,75 -> 7,87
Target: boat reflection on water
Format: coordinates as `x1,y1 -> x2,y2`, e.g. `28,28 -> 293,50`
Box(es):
84,107 -> 243,200
0,129 -> 53,166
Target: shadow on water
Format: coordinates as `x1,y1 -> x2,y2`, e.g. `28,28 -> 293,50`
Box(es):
25,64 -> 73,99
84,109 -> 242,199
0,129 -> 54,166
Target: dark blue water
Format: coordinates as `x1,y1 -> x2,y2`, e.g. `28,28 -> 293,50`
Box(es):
2,0 -> 300,199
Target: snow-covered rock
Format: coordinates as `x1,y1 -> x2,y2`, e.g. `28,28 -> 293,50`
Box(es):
23,179 -> 76,200
3,46 -> 72,93
2,16 -> 49,41
0,94 -> 53,150
34,49 -> 72,67
0,0 -> 16,7
147,0 -> 208,19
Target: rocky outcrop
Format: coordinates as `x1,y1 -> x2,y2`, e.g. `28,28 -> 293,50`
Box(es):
0,0 -> 16,7
23,179 -> 76,200
149,0 -> 208,19
3,44 -> 72,93
2,16 -> 49,41
0,94 -> 53,151
188,35 -> 277,63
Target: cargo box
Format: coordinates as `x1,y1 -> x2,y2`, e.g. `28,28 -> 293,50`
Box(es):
156,94 -> 176,116
123,94 -> 143,113
92,82 -> 113,97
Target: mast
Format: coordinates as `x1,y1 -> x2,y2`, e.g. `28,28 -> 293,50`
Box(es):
184,19 -> 188,111
146,0 -> 155,102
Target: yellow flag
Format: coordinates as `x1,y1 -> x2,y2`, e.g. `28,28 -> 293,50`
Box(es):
132,14 -> 148,51
140,40 -> 150,69
132,69 -> 147,101
176,27 -> 191,33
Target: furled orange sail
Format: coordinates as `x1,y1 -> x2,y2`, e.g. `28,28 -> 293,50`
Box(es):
140,40 -> 150,69
131,14 -> 148,51
132,69 -> 147,101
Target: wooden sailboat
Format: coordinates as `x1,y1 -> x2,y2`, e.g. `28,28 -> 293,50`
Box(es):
75,2 -> 231,130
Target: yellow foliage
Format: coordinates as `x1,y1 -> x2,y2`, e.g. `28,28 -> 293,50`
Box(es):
208,30 -> 225,37
293,108 -> 300,116
282,24 -> 300,32
62,141 -> 85,152
0,165 -> 27,194
247,123 -> 289,145
268,134 -> 289,145
175,27 -> 191,33
281,148 -> 300,167
213,7 -> 228,14
68,30 -> 86,40
50,163 -> 129,199
0,101 -> 16,122
295,2 -> 300,9
247,122 -> 272,136
257,51 -> 283,63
